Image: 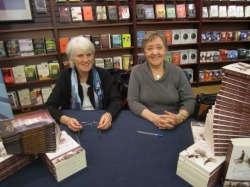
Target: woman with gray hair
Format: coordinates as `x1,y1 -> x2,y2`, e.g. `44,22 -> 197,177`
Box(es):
45,36 -> 121,131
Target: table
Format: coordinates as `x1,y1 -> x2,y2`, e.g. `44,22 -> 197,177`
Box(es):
0,110 -> 220,187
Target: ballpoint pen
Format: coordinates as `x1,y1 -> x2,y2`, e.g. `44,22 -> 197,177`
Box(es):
137,131 -> 164,137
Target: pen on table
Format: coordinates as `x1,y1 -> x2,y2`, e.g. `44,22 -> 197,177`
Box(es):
137,131 -> 164,137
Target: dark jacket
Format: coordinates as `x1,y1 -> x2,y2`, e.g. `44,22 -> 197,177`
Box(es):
44,66 -> 122,122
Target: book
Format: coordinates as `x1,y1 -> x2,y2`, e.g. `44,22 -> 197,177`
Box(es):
202,7 -> 209,18
176,4 -> 186,18
209,5 -> 219,18
122,34 -> 131,47
107,5 -> 118,21
18,39 -> 34,56
221,138 -> 250,186
172,29 -> 181,44
7,91 -> 19,109
111,34 -> 122,48
104,57 -> 114,69
188,49 -> 197,64
180,50 -> 189,64
35,0 -> 47,13
59,37 -> 69,53
96,6 -> 107,21
71,7 -> 82,22
17,88 -> 32,106
91,35 -> 101,50
32,38 -> 46,55
94,58 -> 105,68
1,67 -> 14,85
222,62 -> 250,80
45,39 -> 56,53
82,6 -> 93,21
219,6 -> 227,18
30,88 -> 43,105
39,131 -> 87,182
228,5 -> 237,18
100,33 -> 111,49
5,39 -> 20,57
37,62 -> 50,80
136,30 -> 146,47
172,51 -> 180,65
166,4 -> 176,19
59,6 -> 71,23
0,70 -> 14,121
136,4 -> 146,19
144,4 -> 155,19
164,30 -> 172,45
0,41 -> 7,58
245,5 -> 250,18
48,61 -> 60,78
155,4 -> 166,19
122,54 -> 133,70
12,65 -> 27,83
118,5 -> 130,20
190,121 -> 205,143
24,65 -> 38,82
41,86 -> 52,103
186,3 -> 196,18
113,56 -> 122,69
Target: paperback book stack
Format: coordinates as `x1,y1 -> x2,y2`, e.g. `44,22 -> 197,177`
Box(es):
0,109 -> 60,154
39,131 -> 87,182
177,140 -> 225,187
0,141 -> 37,181
204,62 -> 250,156
221,138 -> 250,186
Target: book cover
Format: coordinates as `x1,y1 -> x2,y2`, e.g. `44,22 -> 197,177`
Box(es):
100,33 -> 111,49
144,4 -> 155,19
136,4 -> 145,19
82,6 -> 93,21
24,65 -> 38,82
32,38 -> 46,55
94,58 -> 105,68
104,57 -> 114,69
59,7 -> 71,23
91,35 -> 101,50
222,62 -> 250,80
180,29 -> 189,44
176,4 -> 186,18
113,56 -> 122,69
188,49 -> 197,64
228,5 -> 237,18
172,51 -> 180,65
7,91 -> 19,109
1,67 -> 14,85
186,3 -> 196,18
202,7 -> 209,18
59,37 -> 69,53
12,65 -> 27,83
96,6 -> 107,21
29,88 -> 43,105
164,30 -> 172,45
165,51 -> 172,63
245,5 -> 250,18
122,34 -> 131,47
71,7 -> 82,22
48,61 -> 60,78
219,6 -> 227,18
45,39 -> 56,53
172,29 -> 181,44
111,34 -> 122,48
0,41 -> 7,58
35,0 -> 47,13
118,5 -> 130,20
180,50 -> 189,64
137,30 -> 146,47
41,86 -> 52,103
18,39 -> 34,56
190,121 -> 205,143
209,5 -> 219,18
107,5 -> 118,21
5,39 -> 20,57
17,88 -> 32,106
122,54 -> 133,70
166,4 -> 176,19
37,62 -> 50,80
155,4 -> 166,19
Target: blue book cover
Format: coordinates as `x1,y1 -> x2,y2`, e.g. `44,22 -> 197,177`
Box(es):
137,31 -> 146,47
111,34 -> 122,48
0,70 -> 14,120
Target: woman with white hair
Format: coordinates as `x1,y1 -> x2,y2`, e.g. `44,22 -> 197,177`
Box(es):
45,36 -> 121,131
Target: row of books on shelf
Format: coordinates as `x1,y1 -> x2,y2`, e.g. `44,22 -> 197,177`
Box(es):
1,61 -> 60,85
136,3 -> 196,20
137,29 -> 198,46
201,30 -> 250,42
202,5 -> 250,18
200,48 -> 250,63
162,49 -> 197,65
7,85 -> 54,109
59,33 -> 131,53
199,69 -> 224,82
0,38 -> 56,58
59,5 -> 130,23
93,54 -> 133,70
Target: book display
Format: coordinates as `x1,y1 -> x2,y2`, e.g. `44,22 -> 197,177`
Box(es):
0,0 -> 249,115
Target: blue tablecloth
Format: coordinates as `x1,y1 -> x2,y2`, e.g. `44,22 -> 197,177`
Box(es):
0,110 -> 222,187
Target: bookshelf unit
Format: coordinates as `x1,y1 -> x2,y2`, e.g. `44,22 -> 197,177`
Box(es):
0,0 -> 249,114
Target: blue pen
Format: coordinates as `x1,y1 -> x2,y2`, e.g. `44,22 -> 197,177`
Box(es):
137,131 -> 164,137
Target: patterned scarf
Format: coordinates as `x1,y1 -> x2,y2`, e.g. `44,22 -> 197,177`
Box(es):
70,67 -> 104,110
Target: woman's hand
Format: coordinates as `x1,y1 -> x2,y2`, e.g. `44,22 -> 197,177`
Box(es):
60,115 -> 82,132
98,112 -> 112,130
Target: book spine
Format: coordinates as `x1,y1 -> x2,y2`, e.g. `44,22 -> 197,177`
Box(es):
216,94 -> 249,107
215,103 -> 250,116
218,90 -> 249,102
213,113 -> 249,124
223,75 -> 250,84
221,141 -> 233,185
214,108 -> 250,121
213,129 -> 250,136
215,97 -> 250,110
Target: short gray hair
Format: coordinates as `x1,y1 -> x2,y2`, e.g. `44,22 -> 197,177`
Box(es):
141,31 -> 168,52
66,36 -> 95,59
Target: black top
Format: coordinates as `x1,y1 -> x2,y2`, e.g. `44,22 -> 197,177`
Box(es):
44,66 -> 122,122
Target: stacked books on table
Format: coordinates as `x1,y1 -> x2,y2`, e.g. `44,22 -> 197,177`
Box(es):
204,62 -> 250,156
0,109 -> 60,154
0,141 -> 37,181
177,140 -> 225,187
39,131 -> 87,182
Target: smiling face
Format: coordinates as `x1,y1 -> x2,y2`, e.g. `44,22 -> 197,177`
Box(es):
144,36 -> 167,67
70,48 -> 94,73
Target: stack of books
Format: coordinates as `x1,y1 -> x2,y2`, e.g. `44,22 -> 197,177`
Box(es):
39,131 -> 87,182
204,62 -> 250,156
0,141 -> 37,181
0,109 -> 60,154
177,140 -> 225,187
